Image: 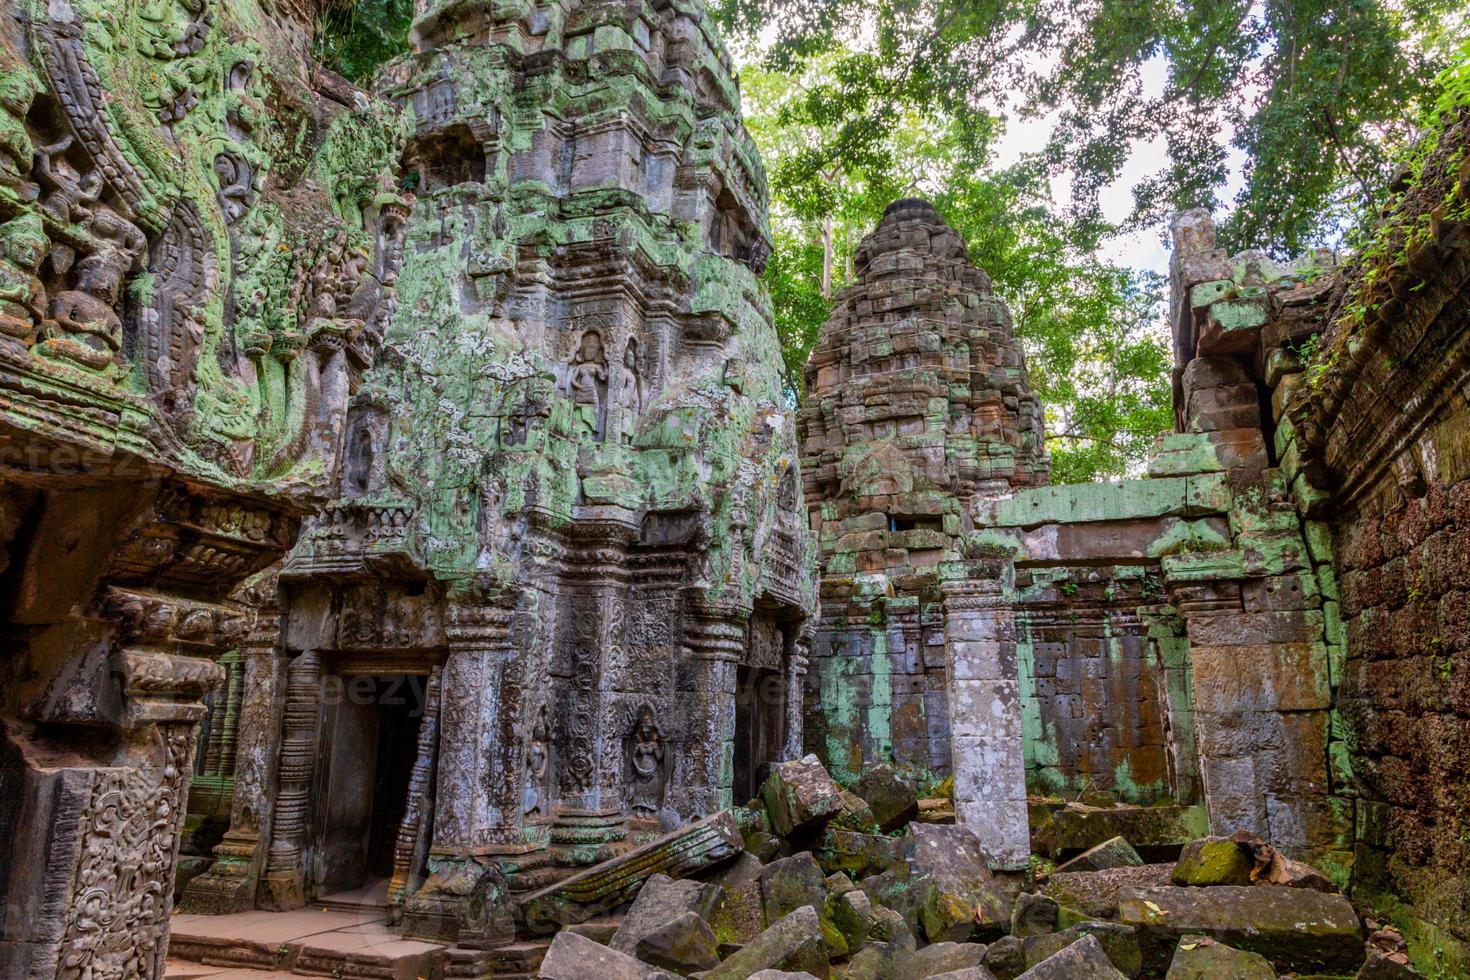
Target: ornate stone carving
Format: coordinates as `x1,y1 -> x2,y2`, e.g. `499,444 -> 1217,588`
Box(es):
563,329 -> 609,442
624,704 -> 667,818
55,723 -> 195,979
258,649 -> 321,910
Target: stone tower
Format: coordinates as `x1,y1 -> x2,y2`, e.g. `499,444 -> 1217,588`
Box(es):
799,198 -> 1047,790
180,0 -> 815,945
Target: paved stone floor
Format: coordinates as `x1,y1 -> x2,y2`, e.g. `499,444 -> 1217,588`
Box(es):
166,962 -> 295,979
167,906 -> 446,979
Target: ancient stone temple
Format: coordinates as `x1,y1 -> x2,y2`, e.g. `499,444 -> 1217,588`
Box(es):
178,0 -> 814,953
0,0 -> 409,974
798,100 -> 1470,967
0,0 -> 812,975
799,198 -> 1049,865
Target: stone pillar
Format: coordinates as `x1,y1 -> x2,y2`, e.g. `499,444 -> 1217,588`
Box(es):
943,565 -> 1029,870
681,605 -> 746,816
403,600 -> 529,945
388,664 -> 442,918
257,648 -> 323,911
782,631 -> 811,762
180,594 -> 290,914
435,603 -> 523,849
0,587 -> 231,980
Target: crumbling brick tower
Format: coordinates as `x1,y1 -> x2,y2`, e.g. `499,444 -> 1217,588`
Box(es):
798,198 -> 1047,853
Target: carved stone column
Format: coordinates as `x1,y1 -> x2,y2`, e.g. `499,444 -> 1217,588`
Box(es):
0,587 -> 232,980
782,629 -> 812,763
681,603 -> 747,816
388,664 -> 442,919
549,519 -> 637,864
943,564 -> 1030,870
257,648 -> 323,911
403,599 -> 528,945
181,585 -> 290,915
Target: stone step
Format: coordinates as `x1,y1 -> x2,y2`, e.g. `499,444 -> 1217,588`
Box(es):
168,909 -> 447,980
317,881 -> 392,917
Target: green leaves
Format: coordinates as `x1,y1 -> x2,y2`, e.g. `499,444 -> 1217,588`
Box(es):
721,0 -> 1459,252
746,46 -> 1172,480
313,0 -> 413,83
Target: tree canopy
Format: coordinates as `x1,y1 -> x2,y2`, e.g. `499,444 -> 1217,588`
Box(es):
715,0 -> 1465,253
724,0 -> 1464,481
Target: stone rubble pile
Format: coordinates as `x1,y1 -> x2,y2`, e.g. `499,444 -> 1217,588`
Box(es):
532,755 -> 1408,979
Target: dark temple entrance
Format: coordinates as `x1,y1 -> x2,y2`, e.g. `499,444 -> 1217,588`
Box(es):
734,665 -> 786,802
310,674 -> 425,897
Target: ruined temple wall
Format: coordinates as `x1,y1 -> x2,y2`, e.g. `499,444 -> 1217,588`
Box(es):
1014,572 -> 1187,805
1278,108 -> 1470,967
970,211 -> 1364,874
799,199 -> 1047,800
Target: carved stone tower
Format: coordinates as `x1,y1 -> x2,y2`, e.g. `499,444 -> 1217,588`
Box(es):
799,198 -> 1047,865
181,0 -> 815,945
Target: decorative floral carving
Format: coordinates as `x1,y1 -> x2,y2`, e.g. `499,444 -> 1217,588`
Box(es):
57,724 -> 194,979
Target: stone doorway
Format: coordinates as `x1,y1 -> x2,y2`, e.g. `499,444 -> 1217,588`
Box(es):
309,674 -> 427,900
734,664 -> 786,802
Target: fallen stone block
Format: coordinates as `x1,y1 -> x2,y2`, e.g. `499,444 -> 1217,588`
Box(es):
867,904 -> 917,949
862,868 -> 937,941
747,971 -> 824,980
816,829 -> 912,879
1172,837 -> 1254,886
1015,934 -> 1126,979
846,939 -> 991,980
567,921 -> 620,944
761,852 -> 829,924
1023,922 -> 1141,977
635,910 -> 721,975
984,935 -> 1026,979
748,830 -> 793,863
1164,934 -> 1275,978
762,755 -> 846,837
1054,836 -> 1144,874
929,969 -> 999,980
697,905 -> 830,979
709,879 -> 765,946
853,764 -> 920,831
1032,804 -> 1209,858
612,873 -> 721,955
826,886 -> 872,954
1355,950 -> 1421,978
906,825 -> 982,871
539,930 -> 674,980
1043,864 -> 1174,920
522,811 -> 743,934
1011,893 -> 1061,937
846,942 -> 907,980
916,941 -> 991,975
913,828 -> 1009,940
1116,885 -> 1363,974
708,851 -> 765,886
835,789 -> 880,831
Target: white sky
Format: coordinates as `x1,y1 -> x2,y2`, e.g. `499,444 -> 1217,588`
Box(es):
986,54 -> 1250,276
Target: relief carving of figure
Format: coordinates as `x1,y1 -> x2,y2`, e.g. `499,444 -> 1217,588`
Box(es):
563,329 -> 607,441
44,207 -> 146,370
34,137 -> 102,226
344,423 -> 374,496
0,64 -> 39,197
523,703 -> 551,819
624,704 -> 666,817
617,339 -> 643,444
0,212 -> 49,343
